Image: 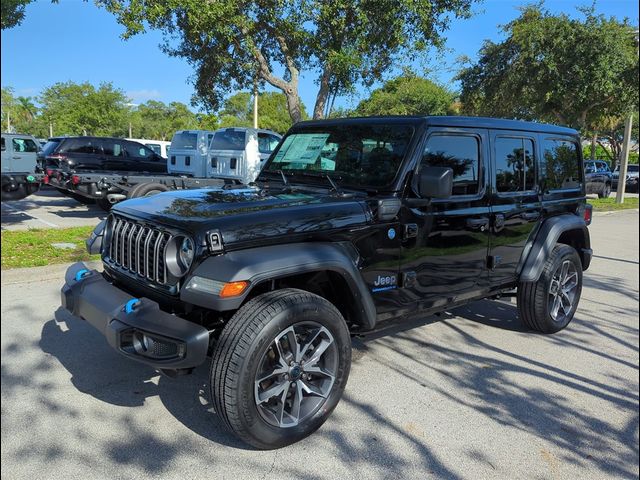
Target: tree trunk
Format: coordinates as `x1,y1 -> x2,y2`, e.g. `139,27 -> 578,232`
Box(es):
285,89 -> 303,124
313,66 -> 332,120
590,133 -> 597,160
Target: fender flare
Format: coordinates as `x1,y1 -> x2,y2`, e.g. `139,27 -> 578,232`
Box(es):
180,242 -> 377,330
519,214 -> 591,283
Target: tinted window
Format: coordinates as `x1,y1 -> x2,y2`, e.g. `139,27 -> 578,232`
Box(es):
42,139 -> 61,156
258,133 -> 281,154
628,165 -> 639,173
171,132 -> 198,150
266,124 -> 414,187
102,140 -> 125,157
12,137 -> 39,153
1,138 -> 5,151
210,130 -> 246,150
596,162 -> 609,173
60,138 -> 101,155
125,141 -> 154,158
584,162 -> 596,174
542,139 -> 581,190
145,143 -> 161,155
422,134 -> 480,196
495,137 -> 535,193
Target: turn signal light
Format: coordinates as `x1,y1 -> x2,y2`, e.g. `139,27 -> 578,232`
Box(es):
219,281 -> 249,298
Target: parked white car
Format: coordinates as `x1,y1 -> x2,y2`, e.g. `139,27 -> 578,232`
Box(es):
126,138 -> 171,158
168,128 -> 281,184
1,133 -> 41,173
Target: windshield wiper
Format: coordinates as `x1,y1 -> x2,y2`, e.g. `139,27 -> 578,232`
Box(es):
294,171 -> 347,196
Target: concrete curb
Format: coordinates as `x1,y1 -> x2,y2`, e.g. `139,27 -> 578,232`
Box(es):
1,260 -> 103,286
593,208 -> 639,216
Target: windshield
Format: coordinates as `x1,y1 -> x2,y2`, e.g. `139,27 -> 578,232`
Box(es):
263,124 -> 415,187
42,139 -> 61,156
171,132 -> 198,150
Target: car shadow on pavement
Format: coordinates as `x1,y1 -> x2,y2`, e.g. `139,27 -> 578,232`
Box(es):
40,308 -> 250,451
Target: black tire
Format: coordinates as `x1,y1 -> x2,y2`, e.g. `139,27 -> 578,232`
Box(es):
210,288 -> 351,449
128,182 -> 169,198
517,243 -> 583,334
96,197 -> 112,212
598,183 -> 611,199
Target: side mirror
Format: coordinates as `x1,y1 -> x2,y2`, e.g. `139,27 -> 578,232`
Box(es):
418,166 -> 453,199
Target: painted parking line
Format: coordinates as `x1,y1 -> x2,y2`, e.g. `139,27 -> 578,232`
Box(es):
1,203 -> 59,228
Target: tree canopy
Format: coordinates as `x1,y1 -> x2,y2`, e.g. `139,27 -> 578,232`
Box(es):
353,75 -> 457,117
217,91 -> 308,133
458,5 -> 639,134
96,0 -> 477,123
129,100 -> 199,140
1,0 -> 33,29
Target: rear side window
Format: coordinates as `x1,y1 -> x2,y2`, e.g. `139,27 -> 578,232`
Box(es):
210,130 -> 246,151
102,140 -> 125,157
12,137 -> 39,153
422,134 -> 481,196
494,137 -> 535,193
60,138 -> 102,155
542,139 -> 582,191
171,132 -> 198,150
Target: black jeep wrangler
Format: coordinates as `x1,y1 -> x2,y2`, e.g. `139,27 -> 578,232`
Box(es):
60,116 -> 592,449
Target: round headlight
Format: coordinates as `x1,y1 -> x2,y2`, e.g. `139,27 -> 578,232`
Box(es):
179,237 -> 195,270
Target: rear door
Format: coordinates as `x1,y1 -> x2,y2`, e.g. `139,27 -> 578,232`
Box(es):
123,141 -> 166,172
100,138 -> 128,171
207,129 -> 247,180
488,131 -> 542,288
7,136 -> 39,172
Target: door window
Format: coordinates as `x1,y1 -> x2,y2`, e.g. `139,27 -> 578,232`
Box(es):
422,134 -> 481,196
258,133 -> 281,154
102,140 -> 125,157
542,139 -> 582,190
12,138 -> 39,153
596,162 -> 609,173
61,138 -> 101,154
124,141 -> 154,159
494,137 -> 536,192
584,162 -> 596,174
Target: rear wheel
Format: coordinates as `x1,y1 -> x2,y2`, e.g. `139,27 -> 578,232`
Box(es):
517,243 -> 583,333
210,288 -> 351,449
127,182 -> 169,198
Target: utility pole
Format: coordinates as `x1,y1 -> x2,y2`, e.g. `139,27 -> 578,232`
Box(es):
49,122 -> 53,137
129,121 -> 133,138
615,114 -> 633,204
253,79 -> 259,129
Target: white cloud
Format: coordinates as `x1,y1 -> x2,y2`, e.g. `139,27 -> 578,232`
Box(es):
126,89 -> 162,102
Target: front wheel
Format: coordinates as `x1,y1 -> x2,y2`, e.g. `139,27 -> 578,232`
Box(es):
598,183 -> 611,198
517,243 -> 583,333
210,289 -> 351,449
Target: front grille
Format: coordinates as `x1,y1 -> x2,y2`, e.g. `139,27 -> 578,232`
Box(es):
106,215 -> 173,285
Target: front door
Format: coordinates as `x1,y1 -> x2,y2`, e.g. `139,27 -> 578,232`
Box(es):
488,131 -> 542,287
400,128 -> 491,311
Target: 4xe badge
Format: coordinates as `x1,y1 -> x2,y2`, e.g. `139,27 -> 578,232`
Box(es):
372,274 -> 397,292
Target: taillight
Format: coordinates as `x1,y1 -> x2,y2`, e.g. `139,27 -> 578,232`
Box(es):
71,175 -> 81,185
579,204 -> 593,225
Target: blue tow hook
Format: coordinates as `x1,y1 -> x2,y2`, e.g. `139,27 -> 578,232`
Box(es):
124,298 -> 141,314
75,269 -> 91,282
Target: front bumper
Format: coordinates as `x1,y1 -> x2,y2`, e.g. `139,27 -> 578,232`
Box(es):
61,262 -> 209,370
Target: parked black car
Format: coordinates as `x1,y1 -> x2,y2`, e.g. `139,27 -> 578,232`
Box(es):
61,116 -> 592,449
612,164 -> 639,193
39,136 -> 166,174
584,160 -> 612,198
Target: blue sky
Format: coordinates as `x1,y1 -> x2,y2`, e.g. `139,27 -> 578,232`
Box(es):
1,0 -> 638,113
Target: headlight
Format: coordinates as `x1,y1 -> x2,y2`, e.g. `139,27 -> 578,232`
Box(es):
179,237 -> 194,270
165,236 -> 195,277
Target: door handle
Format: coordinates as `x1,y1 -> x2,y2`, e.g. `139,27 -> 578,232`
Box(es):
12,156 -> 21,159
466,217 -> 490,231
521,212 -> 541,221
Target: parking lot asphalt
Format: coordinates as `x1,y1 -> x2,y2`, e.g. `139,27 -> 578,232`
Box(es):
1,211 -> 638,480
1,187 -> 105,231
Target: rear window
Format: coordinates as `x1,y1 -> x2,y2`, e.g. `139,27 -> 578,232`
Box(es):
171,132 -> 198,150
42,139 -> 61,156
542,138 -> 582,191
210,130 -> 246,151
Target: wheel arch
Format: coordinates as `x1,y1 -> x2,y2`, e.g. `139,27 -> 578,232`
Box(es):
180,242 -> 377,331
519,214 -> 592,282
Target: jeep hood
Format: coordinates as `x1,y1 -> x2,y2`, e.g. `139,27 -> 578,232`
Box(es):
113,187 -> 370,245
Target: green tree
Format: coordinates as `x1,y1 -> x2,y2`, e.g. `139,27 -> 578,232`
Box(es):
458,5 -> 639,133
1,0 -> 34,29
354,75 -> 457,116
96,0 -> 477,122
35,81 -> 131,137
130,100 -> 199,140
1,87 -> 39,134
217,91 -> 308,133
